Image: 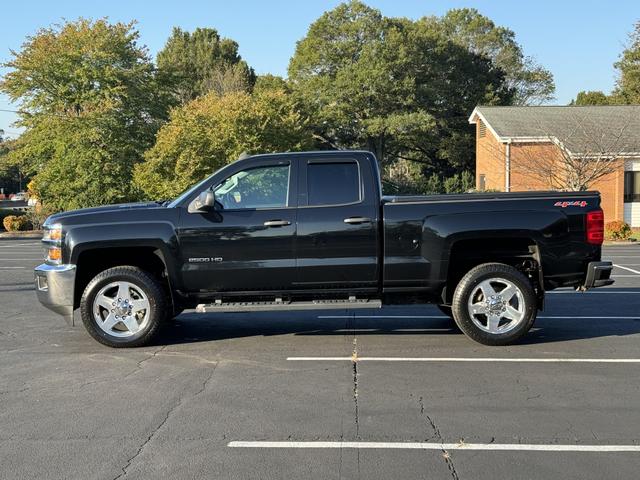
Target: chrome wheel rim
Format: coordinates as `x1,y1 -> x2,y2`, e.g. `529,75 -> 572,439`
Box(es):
93,281 -> 151,338
467,277 -> 525,334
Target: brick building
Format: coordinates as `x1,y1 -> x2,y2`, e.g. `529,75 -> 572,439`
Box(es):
469,106 -> 640,226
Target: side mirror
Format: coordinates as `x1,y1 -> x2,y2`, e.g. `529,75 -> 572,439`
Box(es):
188,190 -> 216,213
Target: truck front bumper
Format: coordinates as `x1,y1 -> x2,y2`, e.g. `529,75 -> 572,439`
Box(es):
582,261 -> 614,289
34,264 -> 76,325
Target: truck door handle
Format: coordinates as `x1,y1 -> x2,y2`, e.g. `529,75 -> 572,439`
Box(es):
263,220 -> 291,227
344,216 -> 372,225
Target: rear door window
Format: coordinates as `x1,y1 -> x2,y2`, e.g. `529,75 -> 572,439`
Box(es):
307,162 -> 360,206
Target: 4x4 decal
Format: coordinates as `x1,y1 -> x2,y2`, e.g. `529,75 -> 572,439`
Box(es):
554,200 -> 587,208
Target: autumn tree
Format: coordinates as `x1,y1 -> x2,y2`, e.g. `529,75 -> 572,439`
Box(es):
0,19 -> 167,210
134,90 -> 313,199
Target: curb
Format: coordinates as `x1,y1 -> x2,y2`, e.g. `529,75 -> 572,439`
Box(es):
0,231 -> 43,240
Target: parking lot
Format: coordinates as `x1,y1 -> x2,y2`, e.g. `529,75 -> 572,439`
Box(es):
1,240 -> 640,479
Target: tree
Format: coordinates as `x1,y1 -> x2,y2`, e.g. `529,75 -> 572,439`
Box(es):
614,21 -> 640,104
572,90 -> 612,105
288,1 -> 512,178
134,90 -> 314,199
0,19 -> 166,210
156,27 -> 255,104
254,74 -> 290,93
426,8 -> 555,105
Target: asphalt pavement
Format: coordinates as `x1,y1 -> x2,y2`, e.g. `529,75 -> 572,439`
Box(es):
1,239 -> 640,479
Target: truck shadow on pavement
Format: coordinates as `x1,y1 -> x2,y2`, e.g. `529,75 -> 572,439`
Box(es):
153,307 -> 640,347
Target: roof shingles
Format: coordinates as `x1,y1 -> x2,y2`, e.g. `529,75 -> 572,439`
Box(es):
470,105 -> 640,155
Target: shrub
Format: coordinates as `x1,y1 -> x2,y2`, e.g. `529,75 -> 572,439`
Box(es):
24,204 -> 55,230
605,220 -> 632,241
2,215 -> 32,232
0,209 -> 24,230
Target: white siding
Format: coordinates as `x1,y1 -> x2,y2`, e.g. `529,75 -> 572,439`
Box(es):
625,159 -> 640,172
624,203 -> 640,227
624,160 -> 640,227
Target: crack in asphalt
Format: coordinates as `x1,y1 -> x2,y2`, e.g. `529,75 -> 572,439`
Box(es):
348,314 -> 361,479
419,396 -> 460,480
123,345 -> 167,379
351,337 -> 359,437
112,361 -> 218,480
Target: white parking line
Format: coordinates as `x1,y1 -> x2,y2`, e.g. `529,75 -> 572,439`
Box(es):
318,315 -> 640,320
0,258 -> 42,261
228,441 -> 640,452
547,291 -> 640,294
614,264 -> 640,275
0,243 -> 41,247
287,357 -> 640,363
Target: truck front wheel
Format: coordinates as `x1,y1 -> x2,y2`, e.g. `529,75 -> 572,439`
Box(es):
452,263 -> 537,346
80,266 -> 167,348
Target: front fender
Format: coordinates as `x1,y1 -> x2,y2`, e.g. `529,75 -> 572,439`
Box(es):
64,221 -> 182,289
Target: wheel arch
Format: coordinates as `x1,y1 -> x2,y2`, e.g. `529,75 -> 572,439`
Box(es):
442,236 -> 543,306
73,245 -> 176,313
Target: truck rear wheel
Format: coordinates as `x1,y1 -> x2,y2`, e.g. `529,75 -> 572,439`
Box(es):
80,266 -> 167,348
452,263 -> 537,346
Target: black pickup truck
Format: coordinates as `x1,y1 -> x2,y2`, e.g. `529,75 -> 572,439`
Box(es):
35,150 -> 613,347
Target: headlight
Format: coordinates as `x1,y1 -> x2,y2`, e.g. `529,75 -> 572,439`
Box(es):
43,223 -> 63,243
42,224 -> 64,264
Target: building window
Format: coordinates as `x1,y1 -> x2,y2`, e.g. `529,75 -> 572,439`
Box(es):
624,171 -> 640,202
479,174 -> 486,191
478,120 -> 486,138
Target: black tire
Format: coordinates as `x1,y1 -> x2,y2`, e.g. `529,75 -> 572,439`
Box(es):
80,266 -> 167,348
451,263 -> 537,346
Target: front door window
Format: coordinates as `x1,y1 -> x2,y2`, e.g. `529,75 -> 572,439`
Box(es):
214,164 -> 290,210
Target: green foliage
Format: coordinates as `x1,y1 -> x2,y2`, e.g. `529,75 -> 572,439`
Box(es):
288,1 -> 514,175
1,19 -> 167,211
157,27 -> 255,104
2,214 -> 31,231
572,90 -> 613,105
383,160 -> 475,195
1,6 -> 562,211
23,203 -> 54,230
1,19 -> 166,124
614,21 -> 640,103
134,90 -> 314,199
254,75 -> 290,93
605,220 -> 633,241
428,8 -> 555,105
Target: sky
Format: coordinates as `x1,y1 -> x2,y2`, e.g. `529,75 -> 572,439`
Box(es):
1,0 -> 638,138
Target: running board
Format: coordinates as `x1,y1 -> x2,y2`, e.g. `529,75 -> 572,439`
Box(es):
195,298 -> 382,313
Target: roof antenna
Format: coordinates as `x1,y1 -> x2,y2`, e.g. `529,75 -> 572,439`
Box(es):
238,151 -> 251,160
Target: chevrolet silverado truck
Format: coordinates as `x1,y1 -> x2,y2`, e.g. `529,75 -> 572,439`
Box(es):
34,150 -> 613,347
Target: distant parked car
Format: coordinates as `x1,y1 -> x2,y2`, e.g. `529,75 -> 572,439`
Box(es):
11,192 -> 27,202
27,197 -> 38,207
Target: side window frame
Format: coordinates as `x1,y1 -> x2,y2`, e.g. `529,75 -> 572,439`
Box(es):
184,158 -> 298,212
298,157 -> 363,208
